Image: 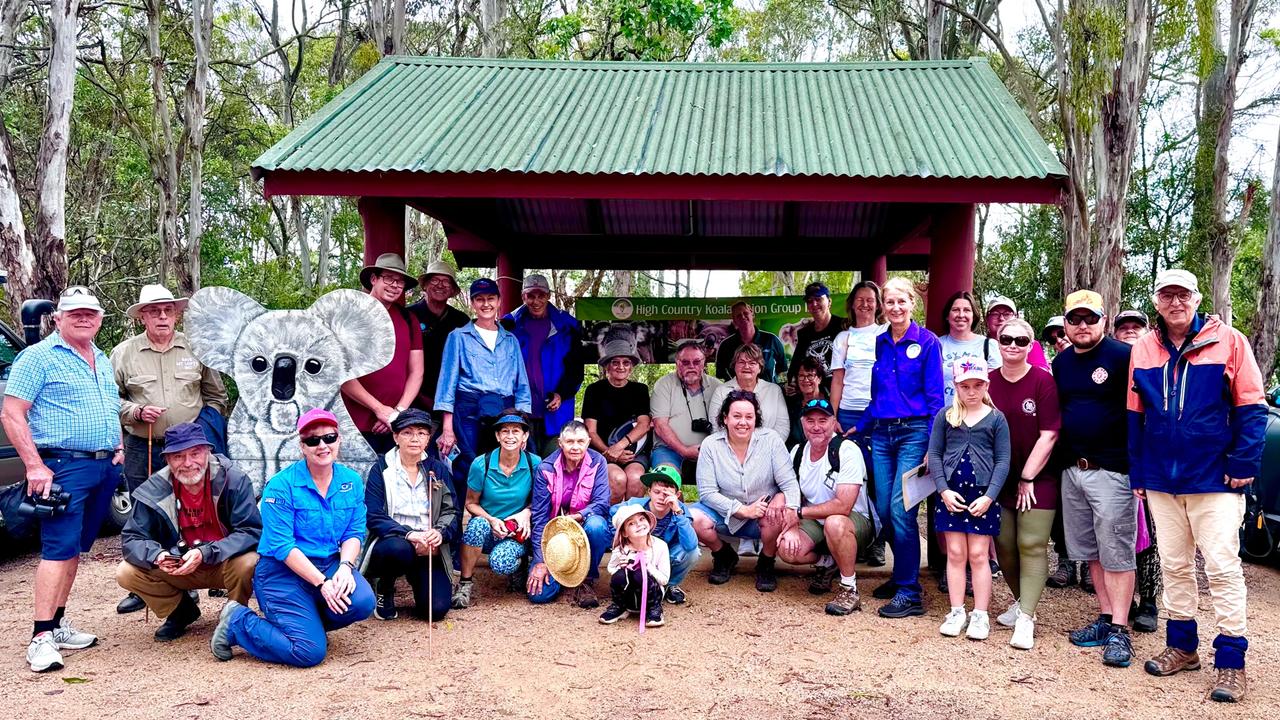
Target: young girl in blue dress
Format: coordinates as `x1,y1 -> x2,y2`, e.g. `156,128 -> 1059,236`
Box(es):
928,359 -> 1011,640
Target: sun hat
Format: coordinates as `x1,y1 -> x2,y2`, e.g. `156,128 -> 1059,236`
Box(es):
952,358 -> 989,384
599,339 -> 641,367
803,282 -> 830,300
987,296 -> 1017,314
611,504 -> 658,548
1115,310 -> 1149,328
360,253 -> 418,291
1065,289 -> 1105,317
161,423 -> 213,455
391,408 -> 434,433
1041,316 -> 1065,341
493,413 -> 531,432
1153,268 -> 1199,294
419,261 -> 459,291
541,515 -> 591,588
469,278 -> 500,299
56,286 -> 105,314
126,284 -> 189,320
640,465 -> 681,490
522,274 -> 551,294
297,408 -> 339,433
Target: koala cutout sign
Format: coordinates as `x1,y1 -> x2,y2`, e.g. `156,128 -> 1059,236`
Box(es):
185,287 -> 395,494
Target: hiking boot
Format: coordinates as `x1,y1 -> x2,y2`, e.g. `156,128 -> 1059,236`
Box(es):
598,603 -> 628,625
708,544 -> 739,585
666,585 -> 687,604
27,632 -> 63,673
866,539 -> 887,567
1046,559 -> 1077,588
573,582 -> 600,609
1210,668 -> 1247,703
1144,646 -> 1201,676
940,608 -> 968,636
825,584 -> 862,616
1102,627 -> 1133,667
116,592 -> 145,614
1069,616 -> 1111,647
52,617 -> 98,650
154,594 -> 201,642
879,591 -> 925,619
451,580 -> 473,609
1011,613 -> 1036,650
645,605 -> 665,628
1132,601 -> 1158,633
1080,564 -> 1096,594
808,562 -> 838,595
966,611 -> 990,641
755,555 -> 778,593
210,600 -> 241,662
997,601 -> 1021,628
871,579 -> 898,600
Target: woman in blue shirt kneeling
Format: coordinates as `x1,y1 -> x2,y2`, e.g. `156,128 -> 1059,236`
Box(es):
211,408 -> 374,667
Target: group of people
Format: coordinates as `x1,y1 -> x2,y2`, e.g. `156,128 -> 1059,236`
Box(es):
0,259 -> 1267,705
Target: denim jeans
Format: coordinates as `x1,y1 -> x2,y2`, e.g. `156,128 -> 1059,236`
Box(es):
871,418 -> 930,601
668,546 -> 701,587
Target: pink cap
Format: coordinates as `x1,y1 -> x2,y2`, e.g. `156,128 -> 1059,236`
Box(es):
297,408 -> 339,432
952,358 -> 989,384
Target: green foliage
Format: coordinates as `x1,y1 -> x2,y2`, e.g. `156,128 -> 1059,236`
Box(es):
1063,0 -> 1125,132
976,206 -> 1065,331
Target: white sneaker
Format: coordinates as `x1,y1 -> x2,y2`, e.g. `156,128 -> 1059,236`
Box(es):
27,632 -> 64,673
966,611 -> 990,640
1011,612 -> 1036,650
996,601 -> 1021,628
939,608 -> 967,637
52,618 -> 98,650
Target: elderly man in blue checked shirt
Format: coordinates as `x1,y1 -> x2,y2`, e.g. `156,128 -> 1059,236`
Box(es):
2,287 -> 126,673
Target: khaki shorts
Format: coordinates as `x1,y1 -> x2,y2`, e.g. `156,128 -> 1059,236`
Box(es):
799,510 -> 874,551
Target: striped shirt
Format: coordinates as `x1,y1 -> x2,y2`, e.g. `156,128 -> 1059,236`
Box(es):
695,428 -> 800,533
5,332 -> 121,451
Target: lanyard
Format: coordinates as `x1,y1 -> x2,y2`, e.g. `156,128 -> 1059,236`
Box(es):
681,382 -> 708,420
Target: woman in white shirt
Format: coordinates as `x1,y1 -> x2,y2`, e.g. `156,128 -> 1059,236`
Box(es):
830,281 -> 888,437
708,343 -> 790,440
937,291 -> 1002,407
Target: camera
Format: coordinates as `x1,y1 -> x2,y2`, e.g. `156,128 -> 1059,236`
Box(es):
168,539 -> 204,558
691,418 -> 713,434
17,484 -> 72,518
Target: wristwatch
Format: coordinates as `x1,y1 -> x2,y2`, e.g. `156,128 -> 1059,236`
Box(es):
340,559 -> 357,571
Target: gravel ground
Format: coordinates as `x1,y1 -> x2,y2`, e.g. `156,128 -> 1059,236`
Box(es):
2,536 -> 1276,720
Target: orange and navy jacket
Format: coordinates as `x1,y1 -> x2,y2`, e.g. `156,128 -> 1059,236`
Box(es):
1127,313 -> 1267,494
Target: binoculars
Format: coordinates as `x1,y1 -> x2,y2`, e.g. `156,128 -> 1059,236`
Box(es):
168,539 -> 205,558
17,484 -> 73,518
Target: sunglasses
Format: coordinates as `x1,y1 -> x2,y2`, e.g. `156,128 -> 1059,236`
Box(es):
999,335 -> 1031,347
301,433 -> 339,447
803,399 -> 831,409
1065,314 -> 1102,326
61,285 -> 92,297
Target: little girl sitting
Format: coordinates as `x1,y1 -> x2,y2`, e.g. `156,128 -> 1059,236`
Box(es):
600,504 -> 670,628
928,359 -> 1011,641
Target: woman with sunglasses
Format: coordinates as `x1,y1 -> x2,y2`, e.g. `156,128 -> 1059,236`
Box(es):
986,318 -> 1061,650
211,409 -> 374,667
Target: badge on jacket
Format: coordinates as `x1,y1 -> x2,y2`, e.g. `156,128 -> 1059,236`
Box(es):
906,343 -> 922,359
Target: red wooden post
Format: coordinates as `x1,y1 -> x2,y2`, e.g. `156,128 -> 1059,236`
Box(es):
925,204 -> 976,336
358,197 -> 407,266
867,255 -> 888,287
495,252 -> 523,316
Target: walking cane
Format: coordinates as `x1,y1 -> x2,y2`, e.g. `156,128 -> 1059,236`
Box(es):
427,470 -> 437,658
147,423 -> 153,477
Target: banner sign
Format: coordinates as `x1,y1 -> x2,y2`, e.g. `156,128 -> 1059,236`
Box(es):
575,296 -> 809,366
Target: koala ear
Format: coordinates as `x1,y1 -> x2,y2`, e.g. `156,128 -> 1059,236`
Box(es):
307,289 -> 396,379
186,287 -> 268,374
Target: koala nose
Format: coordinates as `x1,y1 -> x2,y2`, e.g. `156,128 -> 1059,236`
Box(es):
272,356 -> 297,401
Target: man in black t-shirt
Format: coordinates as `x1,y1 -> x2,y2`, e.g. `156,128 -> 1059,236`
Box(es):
1053,289 -> 1136,669
786,282 -> 845,393
408,261 -> 470,413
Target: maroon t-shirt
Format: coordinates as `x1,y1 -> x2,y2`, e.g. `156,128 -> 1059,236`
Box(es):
988,366 -> 1061,510
345,301 -> 423,433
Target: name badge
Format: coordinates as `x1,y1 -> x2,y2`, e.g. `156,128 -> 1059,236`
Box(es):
905,343 -> 922,359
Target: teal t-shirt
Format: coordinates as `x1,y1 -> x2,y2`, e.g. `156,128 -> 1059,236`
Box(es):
466,449 -> 539,519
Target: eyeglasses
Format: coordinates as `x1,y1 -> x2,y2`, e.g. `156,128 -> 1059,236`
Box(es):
301,433 -> 339,447
375,273 -> 406,286
425,277 -> 455,289
1155,290 -> 1194,305
998,334 -> 1031,347
1065,314 -> 1102,326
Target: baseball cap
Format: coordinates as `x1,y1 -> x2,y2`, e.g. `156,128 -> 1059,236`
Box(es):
1115,310 -> 1149,327
987,296 -> 1017,314
493,413 -> 531,431
522,274 -> 551,294
390,408 -> 434,433
1064,289 -> 1104,317
57,286 -> 105,314
800,398 -> 835,417
469,278 -> 500,299
161,423 -> 213,455
640,465 -> 682,490
297,408 -> 339,433
952,358 -> 989,384
1153,269 -> 1199,294
803,282 -> 830,300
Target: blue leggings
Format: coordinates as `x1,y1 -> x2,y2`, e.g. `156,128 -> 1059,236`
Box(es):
462,516 -> 527,575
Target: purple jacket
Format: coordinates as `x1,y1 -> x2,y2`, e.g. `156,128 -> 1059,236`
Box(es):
529,448 -> 610,566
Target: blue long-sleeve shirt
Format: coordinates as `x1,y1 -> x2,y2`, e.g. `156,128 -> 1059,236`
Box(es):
433,322 -> 532,414
867,321 -> 945,422
258,461 -> 367,562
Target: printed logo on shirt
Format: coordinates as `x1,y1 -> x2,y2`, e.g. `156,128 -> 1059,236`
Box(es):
905,343 -> 922,359
177,356 -> 199,371
1021,398 -> 1037,415
263,497 -> 276,504
1091,367 -> 1109,384
339,482 -> 353,493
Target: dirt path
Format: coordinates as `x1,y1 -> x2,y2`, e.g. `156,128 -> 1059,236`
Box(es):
2,537 -> 1275,720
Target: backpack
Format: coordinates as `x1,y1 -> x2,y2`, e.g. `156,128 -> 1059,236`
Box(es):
792,436 -> 845,478
484,451 -> 537,482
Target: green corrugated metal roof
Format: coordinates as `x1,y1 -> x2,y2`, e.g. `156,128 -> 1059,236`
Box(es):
252,56 -> 1065,181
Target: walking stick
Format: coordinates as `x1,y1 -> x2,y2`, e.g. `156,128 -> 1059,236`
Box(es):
147,423 -> 153,476
427,470 -> 436,658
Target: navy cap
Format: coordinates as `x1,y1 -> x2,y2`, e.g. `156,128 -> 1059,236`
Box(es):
469,278 -> 500,299
493,413 -> 531,431
391,408 -> 434,433
162,422 -> 214,455
804,282 -> 830,300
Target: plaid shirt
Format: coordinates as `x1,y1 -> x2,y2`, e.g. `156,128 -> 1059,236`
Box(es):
5,332 -> 122,451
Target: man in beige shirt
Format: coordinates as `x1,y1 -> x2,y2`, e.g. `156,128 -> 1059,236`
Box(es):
112,284 -> 228,614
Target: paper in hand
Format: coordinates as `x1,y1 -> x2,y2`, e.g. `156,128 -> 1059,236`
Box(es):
902,462 -> 935,511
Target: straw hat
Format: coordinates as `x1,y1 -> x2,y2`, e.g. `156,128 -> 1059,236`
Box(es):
541,515 -> 591,588
126,284 -> 188,320
610,504 -> 657,549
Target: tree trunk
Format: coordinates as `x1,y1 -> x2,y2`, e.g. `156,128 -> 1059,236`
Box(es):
1253,124 -> 1280,381
147,0 -> 188,292
317,198 -> 332,289
370,0 -> 387,53
612,269 -> 632,297
30,0 -> 79,302
391,0 -> 405,54
479,0 -> 506,57
329,0 -> 350,84
0,0 -> 32,322
186,0 -> 213,294
925,0 -> 943,60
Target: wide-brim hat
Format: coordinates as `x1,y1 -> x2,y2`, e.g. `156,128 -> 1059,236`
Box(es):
419,260 -> 460,291
599,339 -> 641,367
611,504 -> 657,549
542,515 -> 591,588
360,253 -> 419,291
126,284 -> 189,320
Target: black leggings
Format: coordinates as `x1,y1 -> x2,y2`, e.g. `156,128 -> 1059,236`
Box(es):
366,536 -> 451,620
